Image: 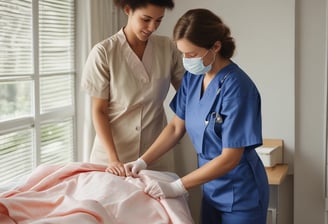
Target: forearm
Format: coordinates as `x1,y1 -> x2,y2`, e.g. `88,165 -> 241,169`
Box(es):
181,147 -> 244,189
141,116 -> 185,166
92,110 -> 119,162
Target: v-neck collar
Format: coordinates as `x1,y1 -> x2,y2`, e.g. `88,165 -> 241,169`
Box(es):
198,62 -> 236,102
118,28 -> 152,83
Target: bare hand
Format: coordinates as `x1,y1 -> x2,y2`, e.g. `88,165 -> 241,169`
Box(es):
105,161 -> 126,176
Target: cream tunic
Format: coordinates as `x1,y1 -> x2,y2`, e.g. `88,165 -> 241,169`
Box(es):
81,29 -> 184,171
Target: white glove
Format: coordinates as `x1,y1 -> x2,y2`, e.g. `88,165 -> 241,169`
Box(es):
144,179 -> 188,198
124,158 -> 147,177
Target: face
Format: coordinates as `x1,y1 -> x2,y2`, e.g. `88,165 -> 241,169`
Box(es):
125,4 -> 165,42
176,38 -> 214,66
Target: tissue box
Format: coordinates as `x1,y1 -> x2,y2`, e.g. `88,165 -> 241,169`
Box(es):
255,145 -> 282,167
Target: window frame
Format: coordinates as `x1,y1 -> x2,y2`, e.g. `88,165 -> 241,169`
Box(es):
0,0 -> 77,181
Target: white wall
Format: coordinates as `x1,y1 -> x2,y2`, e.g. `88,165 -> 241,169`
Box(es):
295,0 -> 327,224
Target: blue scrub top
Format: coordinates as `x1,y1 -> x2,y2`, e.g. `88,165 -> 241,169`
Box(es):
170,62 -> 268,212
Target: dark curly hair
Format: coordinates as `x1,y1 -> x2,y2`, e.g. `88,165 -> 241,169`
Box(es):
114,0 -> 174,11
173,8 -> 235,59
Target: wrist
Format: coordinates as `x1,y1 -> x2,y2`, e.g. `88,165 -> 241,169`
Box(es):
107,152 -> 120,163
137,158 -> 147,168
108,159 -> 120,164
173,178 -> 187,194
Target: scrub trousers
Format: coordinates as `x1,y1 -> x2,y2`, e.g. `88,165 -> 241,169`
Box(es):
200,197 -> 268,224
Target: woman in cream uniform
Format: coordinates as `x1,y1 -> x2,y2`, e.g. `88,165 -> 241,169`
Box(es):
81,0 -> 184,176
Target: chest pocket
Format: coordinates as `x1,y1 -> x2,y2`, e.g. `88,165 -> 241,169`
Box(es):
202,112 -> 224,159
201,73 -> 230,159
208,111 -> 224,137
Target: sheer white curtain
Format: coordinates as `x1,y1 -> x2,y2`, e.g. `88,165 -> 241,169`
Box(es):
75,0 -> 124,161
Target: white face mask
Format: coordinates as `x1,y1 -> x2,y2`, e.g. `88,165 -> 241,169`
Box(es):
182,50 -> 215,75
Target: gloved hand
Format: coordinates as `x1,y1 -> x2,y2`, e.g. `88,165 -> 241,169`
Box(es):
124,158 -> 147,177
144,179 -> 188,198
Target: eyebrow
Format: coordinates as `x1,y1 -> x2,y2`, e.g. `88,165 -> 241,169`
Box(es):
184,51 -> 198,55
142,15 -> 164,20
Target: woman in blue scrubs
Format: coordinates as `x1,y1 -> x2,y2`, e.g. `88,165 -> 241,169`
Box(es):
125,8 -> 269,224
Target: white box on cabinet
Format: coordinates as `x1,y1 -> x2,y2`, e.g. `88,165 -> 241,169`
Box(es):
256,145 -> 282,167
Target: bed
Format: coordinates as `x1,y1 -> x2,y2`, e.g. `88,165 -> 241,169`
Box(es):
0,162 -> 194,224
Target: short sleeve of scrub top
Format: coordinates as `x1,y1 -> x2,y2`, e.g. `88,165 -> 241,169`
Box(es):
219,68 -> 262,149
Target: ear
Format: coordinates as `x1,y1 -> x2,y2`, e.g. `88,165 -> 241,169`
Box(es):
123,5 -> 132,16
212,41 -> 222,53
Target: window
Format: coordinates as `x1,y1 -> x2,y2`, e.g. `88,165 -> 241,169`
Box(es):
0,0 -> 76,184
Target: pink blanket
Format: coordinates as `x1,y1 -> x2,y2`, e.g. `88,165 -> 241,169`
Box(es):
0,163 -> 194,224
